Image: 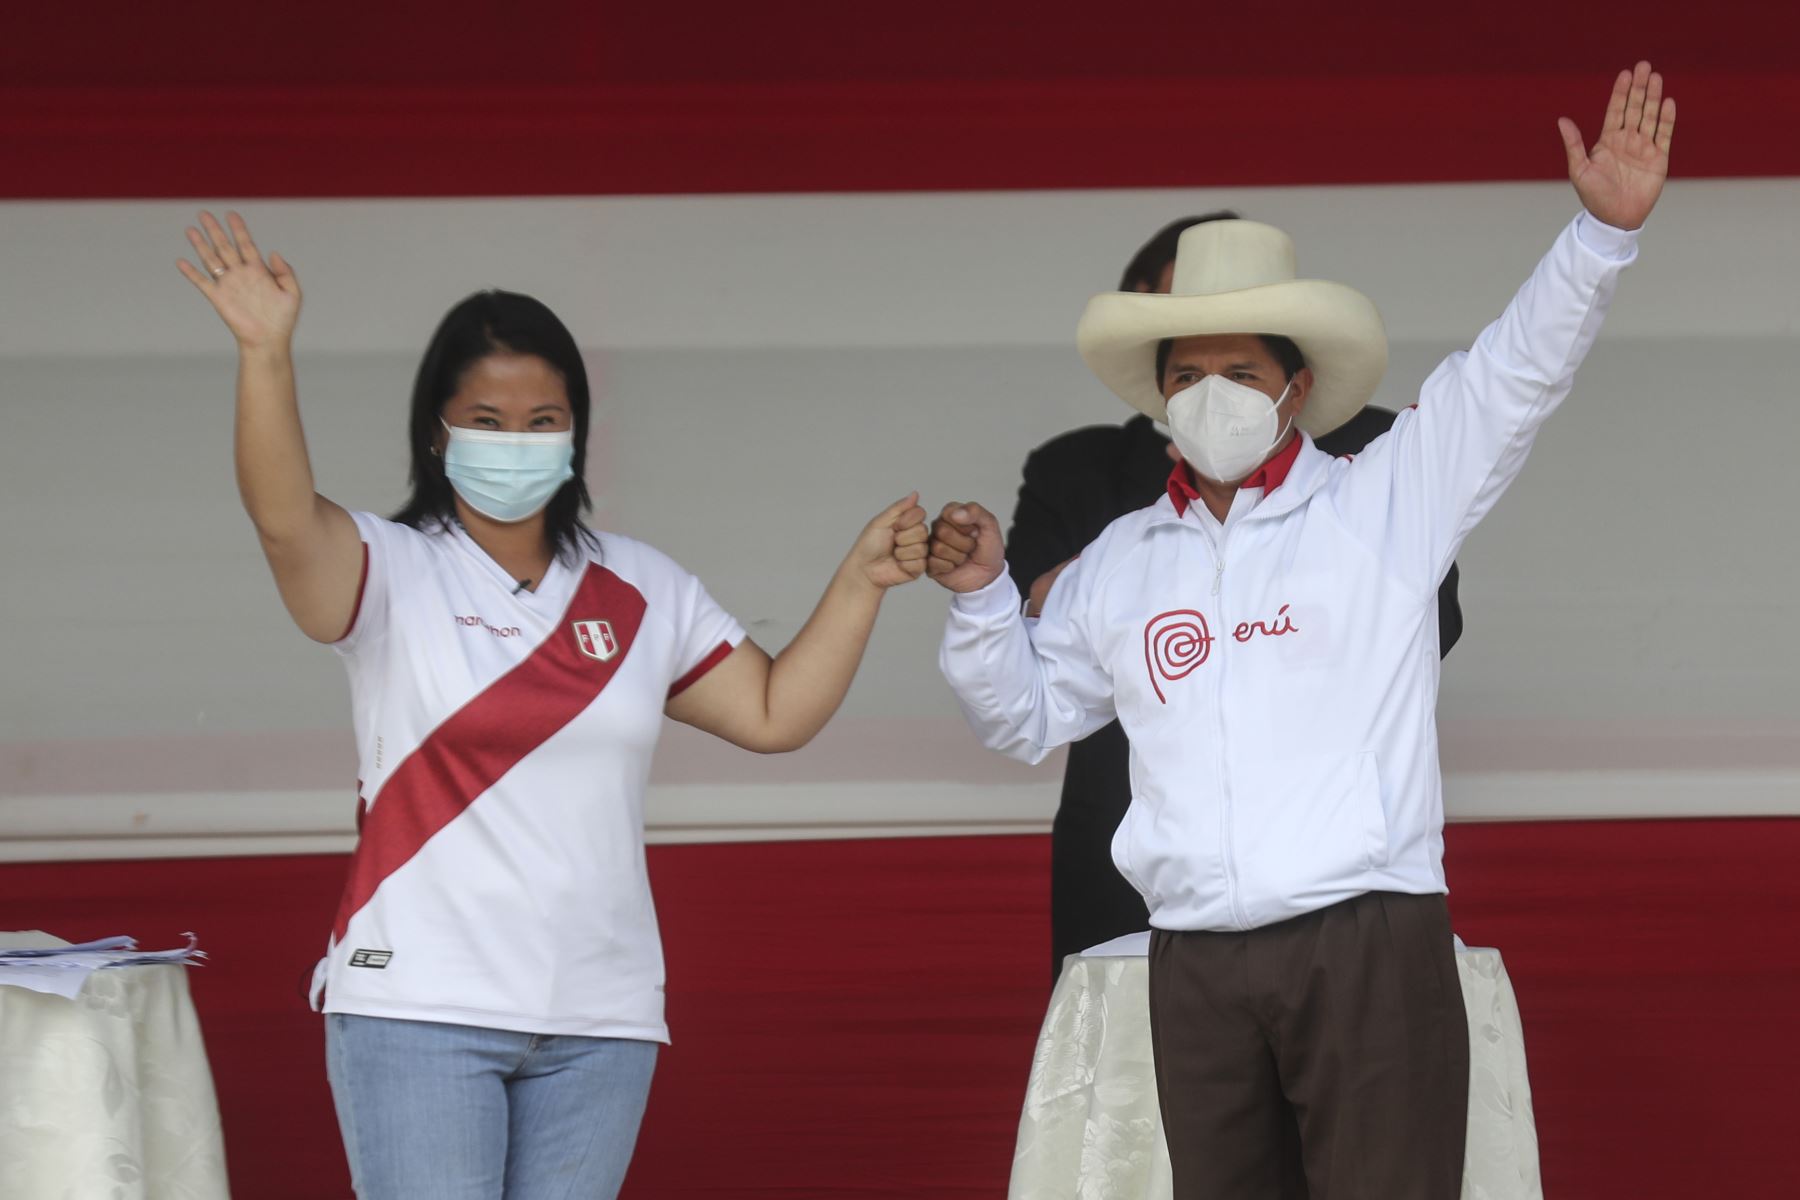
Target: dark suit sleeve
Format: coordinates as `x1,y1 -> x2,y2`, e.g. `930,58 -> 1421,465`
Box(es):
1005,445 -> 1089,598
1315,408 -> 1466,659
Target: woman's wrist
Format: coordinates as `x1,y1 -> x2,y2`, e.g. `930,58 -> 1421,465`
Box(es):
237,336 -> 294,364
831,555 -> 886,603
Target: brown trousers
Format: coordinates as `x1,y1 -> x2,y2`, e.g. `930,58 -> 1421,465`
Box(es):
1147,891 -> 1469,1200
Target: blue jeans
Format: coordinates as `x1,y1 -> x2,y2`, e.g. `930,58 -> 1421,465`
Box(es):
325,1014 -> 658,1200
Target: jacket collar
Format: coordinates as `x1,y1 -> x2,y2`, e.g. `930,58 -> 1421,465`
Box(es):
1149,434 -> 1332,529
1165,432 -> 1305,515
1152,431 -> 1339,525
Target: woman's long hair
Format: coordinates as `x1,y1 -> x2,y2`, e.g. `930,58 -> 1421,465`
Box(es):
392,290 -> 598,561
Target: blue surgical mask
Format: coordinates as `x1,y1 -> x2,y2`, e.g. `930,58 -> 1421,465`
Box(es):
440,420 -> 576,523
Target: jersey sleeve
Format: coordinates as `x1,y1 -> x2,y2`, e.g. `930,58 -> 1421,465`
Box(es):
663,563 -> 748,699
332,510 -> 407,656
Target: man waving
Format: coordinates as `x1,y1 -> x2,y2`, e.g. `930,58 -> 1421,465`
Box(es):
930,64 -> 1674,1198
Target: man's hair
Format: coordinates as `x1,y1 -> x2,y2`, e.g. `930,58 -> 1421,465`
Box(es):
1118,210 -> 1240,292
1156,334 -> 1307,387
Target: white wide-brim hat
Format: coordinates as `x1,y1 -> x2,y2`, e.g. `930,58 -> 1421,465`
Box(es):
1076,219 -> 1388,437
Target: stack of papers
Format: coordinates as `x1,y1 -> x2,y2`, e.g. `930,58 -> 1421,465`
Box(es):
0,933 -> 206,1001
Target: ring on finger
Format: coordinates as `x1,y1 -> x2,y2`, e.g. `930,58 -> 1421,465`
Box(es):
209,264 -> 228,278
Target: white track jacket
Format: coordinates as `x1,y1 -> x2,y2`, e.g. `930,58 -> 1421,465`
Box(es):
940,214 -> 1638,931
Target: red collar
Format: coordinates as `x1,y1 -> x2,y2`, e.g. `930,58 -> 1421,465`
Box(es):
1166,434 -> 1304,516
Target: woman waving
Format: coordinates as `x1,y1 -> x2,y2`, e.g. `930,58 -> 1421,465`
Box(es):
178,212 -> 927,1200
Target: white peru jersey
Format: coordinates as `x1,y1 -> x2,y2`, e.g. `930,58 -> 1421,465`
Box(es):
311,512 -> 744,1041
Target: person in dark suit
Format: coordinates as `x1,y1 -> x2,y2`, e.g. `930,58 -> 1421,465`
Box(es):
1008,212 -> 1466,979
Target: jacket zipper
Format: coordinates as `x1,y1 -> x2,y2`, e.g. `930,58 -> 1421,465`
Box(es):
1205,528 -> 1246,929
1182,471 -> 1319,931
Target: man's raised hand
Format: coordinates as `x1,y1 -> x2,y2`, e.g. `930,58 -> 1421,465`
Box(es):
1559,62 -> 1675,232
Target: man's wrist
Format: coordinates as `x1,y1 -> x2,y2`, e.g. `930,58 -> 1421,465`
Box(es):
949,567 -> 1017,616
1574,211 -> 1641,261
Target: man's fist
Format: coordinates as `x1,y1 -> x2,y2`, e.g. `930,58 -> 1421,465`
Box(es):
927,502 -> 1006,594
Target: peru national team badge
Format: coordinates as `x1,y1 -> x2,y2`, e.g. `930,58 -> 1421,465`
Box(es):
572,619 -> 619,662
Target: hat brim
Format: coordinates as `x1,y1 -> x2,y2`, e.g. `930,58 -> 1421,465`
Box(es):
1076,280 -> 1388,437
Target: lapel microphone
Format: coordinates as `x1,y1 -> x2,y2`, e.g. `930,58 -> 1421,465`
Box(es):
512,579 -> 532,595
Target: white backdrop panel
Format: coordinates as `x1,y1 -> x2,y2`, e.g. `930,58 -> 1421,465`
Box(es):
2,182 -> 1795,858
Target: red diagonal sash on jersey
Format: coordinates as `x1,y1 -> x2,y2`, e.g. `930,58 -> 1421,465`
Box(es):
332,563 -> 647,942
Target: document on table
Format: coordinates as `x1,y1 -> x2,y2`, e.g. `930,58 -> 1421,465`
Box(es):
0,932 -> 206,1000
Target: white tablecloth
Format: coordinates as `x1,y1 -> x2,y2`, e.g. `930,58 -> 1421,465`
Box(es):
1009,934 -> 1541,1200
1,933 -> 230,1200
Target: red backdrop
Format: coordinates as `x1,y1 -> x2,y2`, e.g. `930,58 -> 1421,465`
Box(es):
5,1 -> 1799,197
5,820 -> 1798,1197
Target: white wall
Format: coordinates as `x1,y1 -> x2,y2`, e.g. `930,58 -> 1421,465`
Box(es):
3,181 -> 1796,859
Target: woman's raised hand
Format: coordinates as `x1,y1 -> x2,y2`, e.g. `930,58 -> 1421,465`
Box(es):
176,211 -> 302,349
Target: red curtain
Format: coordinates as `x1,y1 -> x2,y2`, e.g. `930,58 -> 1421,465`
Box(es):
5,2 -> 1798,197
5,819 -> 1797,1197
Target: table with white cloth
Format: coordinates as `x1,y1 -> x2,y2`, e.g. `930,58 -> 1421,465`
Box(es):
0,932 -> 230,1200
1009,931 -> 1542,1200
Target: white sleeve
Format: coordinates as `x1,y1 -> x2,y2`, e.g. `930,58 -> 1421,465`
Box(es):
332,510 -> 403,655
664,563 -> 748,699
937,557 -> 1117,766
1332,213 -> 1639,594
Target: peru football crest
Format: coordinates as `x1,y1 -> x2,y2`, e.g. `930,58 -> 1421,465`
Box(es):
572,619 -> 619,662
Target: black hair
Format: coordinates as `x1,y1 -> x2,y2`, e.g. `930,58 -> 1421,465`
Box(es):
393,290 -> 598,562
1118,209 -> 1240,292
1155,334 -> 1307,387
